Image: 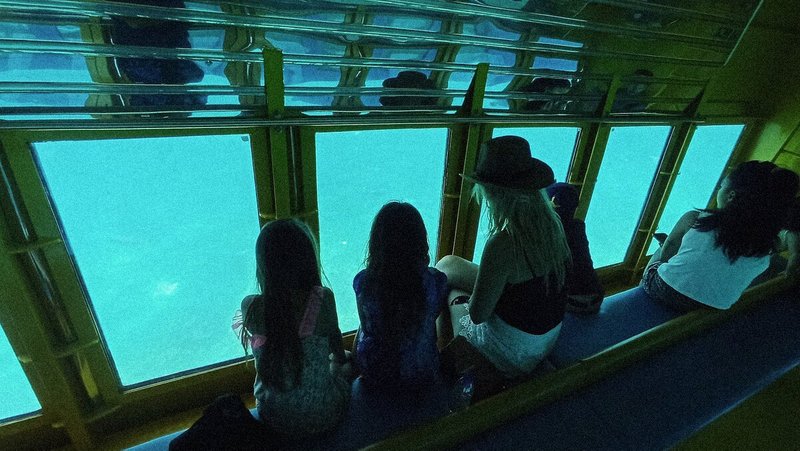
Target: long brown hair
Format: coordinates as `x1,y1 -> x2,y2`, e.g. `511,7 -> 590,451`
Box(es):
475,184 -> 570,290
362,202 -> 430,345
695,161 -> 799,261
241,219 -> 322,391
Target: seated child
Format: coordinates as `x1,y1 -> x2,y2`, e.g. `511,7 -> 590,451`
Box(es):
641,161 -> 799,312
353,202 -> 449,390
546,182 -> 605,314
234,219 -> 351,438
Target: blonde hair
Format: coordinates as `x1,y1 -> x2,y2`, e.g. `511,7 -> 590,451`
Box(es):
474,183 -> 570,289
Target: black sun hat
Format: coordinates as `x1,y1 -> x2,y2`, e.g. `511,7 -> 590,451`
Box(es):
379,70 -> 437,106
462,136 -> 555,190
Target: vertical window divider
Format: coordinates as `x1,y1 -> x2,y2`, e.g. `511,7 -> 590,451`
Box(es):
625,123 -> 697,282
626,88 -> 707,281
251,131 -> 277,225
572,75 -> 620,222
0,244 -> 92,449
564,122 -> 587,186
443,63 -> 489,260
262,48 -> 292,220
0,137 -> 98,449
297,127 -> 320,239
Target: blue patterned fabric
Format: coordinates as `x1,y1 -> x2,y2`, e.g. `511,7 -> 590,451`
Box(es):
354,267 -> 448,389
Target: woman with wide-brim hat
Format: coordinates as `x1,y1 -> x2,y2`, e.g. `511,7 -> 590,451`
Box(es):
436,135 -> 571,381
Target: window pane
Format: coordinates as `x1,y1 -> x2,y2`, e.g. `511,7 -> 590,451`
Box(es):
585,126 -> 671,267
0,329 -> 41,420
34,135 -> 259,386
647,124 -> 744,254
473,127 -> 579,263
316,129 -> 447,332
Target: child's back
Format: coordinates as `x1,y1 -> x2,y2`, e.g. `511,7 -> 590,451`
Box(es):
353,202 -> 448,390
235,219 -> 350,439
354,267 -> 447,389
547,183 -> 604,313
241,287 -> 350,436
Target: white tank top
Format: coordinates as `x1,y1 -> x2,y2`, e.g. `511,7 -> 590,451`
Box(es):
657,228 -> 770,309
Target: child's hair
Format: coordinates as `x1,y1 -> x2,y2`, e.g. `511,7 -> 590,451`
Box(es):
545,182 -> 580,220
474,183 -> 571,290
363,202 -> 430,344
695,161 -> 799,261
242,219 -> 322,390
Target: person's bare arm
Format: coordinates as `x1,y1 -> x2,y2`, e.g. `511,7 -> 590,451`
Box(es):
648,210 -> 700,267
467,233 -> 511,324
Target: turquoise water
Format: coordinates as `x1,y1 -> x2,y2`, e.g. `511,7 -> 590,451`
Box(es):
1,124 -> 744,421
316,128 -> 448,332
0,330 -> 41,419
585,126 -> 672,267
35,135 -> 260,387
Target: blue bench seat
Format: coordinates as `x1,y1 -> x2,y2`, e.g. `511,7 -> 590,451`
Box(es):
549,286 -> 681,368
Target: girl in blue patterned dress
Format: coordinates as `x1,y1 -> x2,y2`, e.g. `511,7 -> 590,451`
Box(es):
235,219 -> 351,438
353,202 -> 449,390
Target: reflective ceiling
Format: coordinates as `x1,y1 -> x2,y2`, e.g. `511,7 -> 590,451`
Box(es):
0,0 -> 762,121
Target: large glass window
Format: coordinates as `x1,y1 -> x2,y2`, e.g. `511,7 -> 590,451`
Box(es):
0,329 -> 40,421
316,129 -> 448,332
34,135 -> 260,386
585,126 -> 671,267
647,124 -> 745,254
473,127 -> 580,262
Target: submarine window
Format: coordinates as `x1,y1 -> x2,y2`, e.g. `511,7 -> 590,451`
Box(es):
585,126 -> 671,268
315,128 -> 448,332
473,127 -> 580,263
33,134 -> 259,386
647,124 -> 745,254
0,329 -> 41,421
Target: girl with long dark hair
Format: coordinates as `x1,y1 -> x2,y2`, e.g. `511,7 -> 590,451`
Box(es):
235,219 -> 350,437
353,202 -> 448,390
641,161 -> 799,311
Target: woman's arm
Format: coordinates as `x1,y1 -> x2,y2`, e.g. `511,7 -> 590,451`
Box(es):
648,210 -> 699,267
467,233 -> 512,325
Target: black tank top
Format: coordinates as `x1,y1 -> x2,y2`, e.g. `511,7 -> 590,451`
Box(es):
493,274 -> 566,335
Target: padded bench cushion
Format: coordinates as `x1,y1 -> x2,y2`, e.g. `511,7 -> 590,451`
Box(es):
128,378 -> 452,451
462,289 -> 800,450
549,286 -> 681,368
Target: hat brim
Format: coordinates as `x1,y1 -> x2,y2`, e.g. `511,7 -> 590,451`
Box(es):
461,157 -> 555,191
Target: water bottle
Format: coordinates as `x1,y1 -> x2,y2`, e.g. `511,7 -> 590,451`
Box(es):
449,371 -> 475,412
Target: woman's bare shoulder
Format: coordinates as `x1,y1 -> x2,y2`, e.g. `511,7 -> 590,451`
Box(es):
482,231 -> 514,270
485,230 -> 513,253
241,294 -> 259,312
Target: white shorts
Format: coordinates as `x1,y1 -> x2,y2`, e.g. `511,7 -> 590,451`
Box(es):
459,313 -> 561,378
